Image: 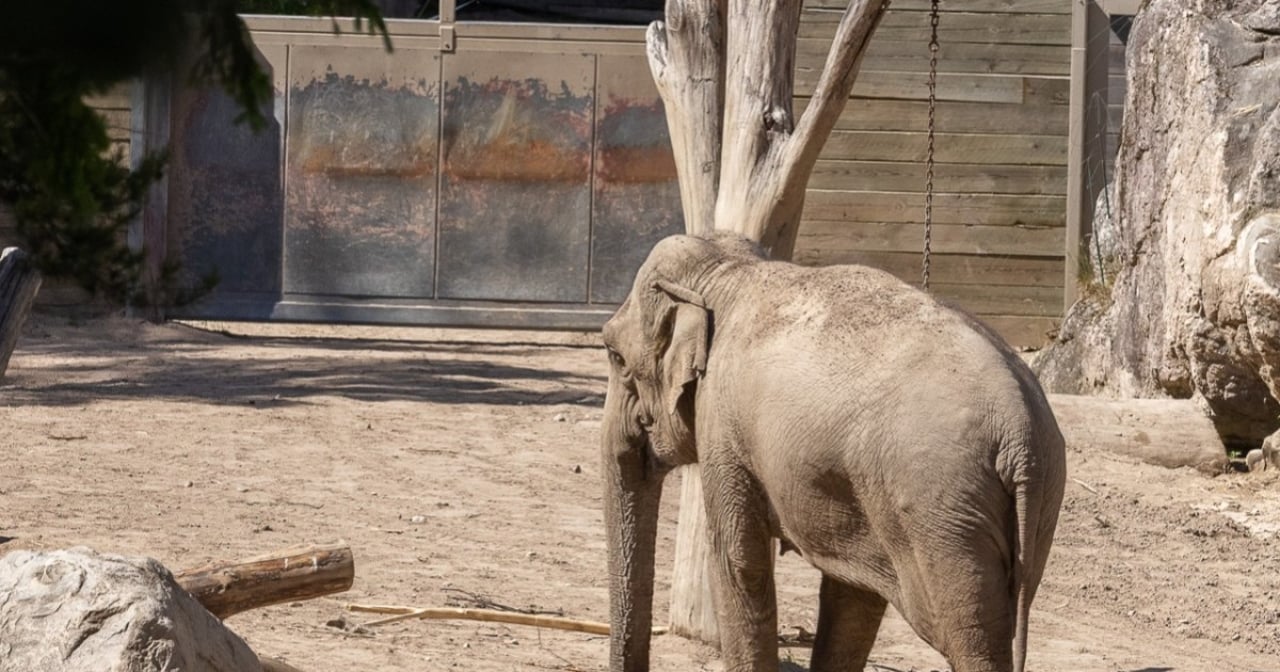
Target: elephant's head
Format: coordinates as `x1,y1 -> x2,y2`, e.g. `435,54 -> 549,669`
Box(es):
598,234 -> 761,671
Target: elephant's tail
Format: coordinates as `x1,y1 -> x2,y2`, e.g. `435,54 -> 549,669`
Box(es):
1009,445 -> 1063,672
1011,479 -> 1036,672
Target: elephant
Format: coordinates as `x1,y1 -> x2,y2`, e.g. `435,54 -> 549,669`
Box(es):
600,233 -> 1066,672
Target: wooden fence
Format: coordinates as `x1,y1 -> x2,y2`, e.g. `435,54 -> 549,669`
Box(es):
793,0 -> 1072,346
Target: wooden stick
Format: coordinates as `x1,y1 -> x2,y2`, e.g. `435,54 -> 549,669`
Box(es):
175,543 -> 354,619
259,657 -> 308,672
346,603 -> 668,636
1071,477 -> 1100,495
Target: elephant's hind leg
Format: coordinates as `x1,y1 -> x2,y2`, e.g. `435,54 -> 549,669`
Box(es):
809,575 -> 887,672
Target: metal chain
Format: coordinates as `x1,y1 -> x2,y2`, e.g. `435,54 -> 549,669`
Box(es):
923,0 -> 940,291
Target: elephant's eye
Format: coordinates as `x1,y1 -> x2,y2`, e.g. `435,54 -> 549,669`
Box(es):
607,348 -> 627,369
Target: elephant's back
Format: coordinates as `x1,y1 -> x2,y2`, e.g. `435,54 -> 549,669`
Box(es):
735,260 -> 1057,453
744,261 -> 1012,370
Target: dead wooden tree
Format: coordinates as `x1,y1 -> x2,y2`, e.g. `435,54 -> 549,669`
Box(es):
0,247 -> 43,380
648,0 -> 890,643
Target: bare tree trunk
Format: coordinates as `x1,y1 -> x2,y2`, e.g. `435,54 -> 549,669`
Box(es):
652,0 -> 889,645
0,247 -> 42,380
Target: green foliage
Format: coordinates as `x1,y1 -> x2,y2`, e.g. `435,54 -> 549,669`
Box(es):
1075,237 -> 1119,306
0,0 -> 387,304
0,76 -> 163,298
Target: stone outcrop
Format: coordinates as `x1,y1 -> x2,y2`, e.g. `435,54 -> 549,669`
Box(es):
1035,0 -> 1280,448
0,548 -> 262,672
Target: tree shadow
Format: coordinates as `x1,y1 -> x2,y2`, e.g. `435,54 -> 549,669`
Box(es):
5,333 -> 607,408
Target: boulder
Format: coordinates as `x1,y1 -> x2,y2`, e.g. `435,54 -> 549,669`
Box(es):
0,548 -> 262,672
1035,0 -> 1280,449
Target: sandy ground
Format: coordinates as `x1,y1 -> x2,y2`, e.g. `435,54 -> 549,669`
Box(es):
2,314 -> 1278,672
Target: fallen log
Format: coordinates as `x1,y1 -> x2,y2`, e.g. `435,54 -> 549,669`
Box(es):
1047,394 -> 1229,474
175,542 -> 354,619
0,247 -> 42,380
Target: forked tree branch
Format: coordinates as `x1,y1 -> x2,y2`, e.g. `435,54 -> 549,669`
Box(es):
713,0 -> 804,247
783,0 -> 888,185
647,0 -> 726,235
713,0 -> 889,259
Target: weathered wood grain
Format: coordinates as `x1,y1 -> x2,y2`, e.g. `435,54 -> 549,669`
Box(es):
799,220 -> 1065,256
802,190 -> 1066,226
797,96 -> 1068,135
801,10 -> 1071,46
808,0 -> 1070,13
794,249 -> 1065,288
807,159 -> 1068,195
798,70 -> 1069,105
801,38 -> 1070,76
817,130 -> 1068,165
981,315 -> 1061,347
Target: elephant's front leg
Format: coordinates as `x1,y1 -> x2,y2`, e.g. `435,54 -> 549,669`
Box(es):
701,460 -> 778,672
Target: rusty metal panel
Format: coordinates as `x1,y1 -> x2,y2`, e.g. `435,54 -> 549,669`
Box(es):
436,52 -> 594,302
284,45 -> 440,298
168,44 -> 287,296
590,56 -> 683,304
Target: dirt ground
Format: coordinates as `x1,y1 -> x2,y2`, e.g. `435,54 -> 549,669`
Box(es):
2,314 -> 1278,672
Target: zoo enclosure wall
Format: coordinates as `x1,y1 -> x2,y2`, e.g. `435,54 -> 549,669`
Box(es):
12,1 -> 1118,349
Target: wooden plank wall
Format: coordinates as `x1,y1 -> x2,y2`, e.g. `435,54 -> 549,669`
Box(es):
0,85 -> 132,305
793,0 -> 1071,347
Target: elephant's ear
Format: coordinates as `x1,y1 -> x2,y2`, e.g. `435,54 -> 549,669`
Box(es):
653,280 -> 708,415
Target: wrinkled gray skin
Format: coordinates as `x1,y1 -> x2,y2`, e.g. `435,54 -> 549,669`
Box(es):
601,234 -> 1066,672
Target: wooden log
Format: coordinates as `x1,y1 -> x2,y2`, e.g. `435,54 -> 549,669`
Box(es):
174,543 -> 354,619
0,247 -> 43,380
1046,394 -> 1229,474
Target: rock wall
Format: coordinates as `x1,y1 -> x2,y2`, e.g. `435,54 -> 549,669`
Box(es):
1035,0 -> 1280,447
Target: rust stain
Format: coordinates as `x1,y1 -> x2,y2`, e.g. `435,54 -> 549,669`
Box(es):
597,146 -> 676,184
443,76 -> 592,185
596,96 -> 677,185
298,143 -> 436,179
447,138 -> 587,182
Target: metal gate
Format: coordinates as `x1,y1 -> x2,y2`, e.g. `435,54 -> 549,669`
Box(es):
153,12 -> 682,329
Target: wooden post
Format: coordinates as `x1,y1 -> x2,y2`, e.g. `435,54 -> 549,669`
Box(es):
128,71 -> 171,321
1065,0 -> 1110,307
174,543 -> 354,619
0,248 -> 42,380
652,0 -> 888,645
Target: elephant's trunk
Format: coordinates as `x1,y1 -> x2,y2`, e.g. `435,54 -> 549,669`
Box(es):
602,393 -> 664,672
